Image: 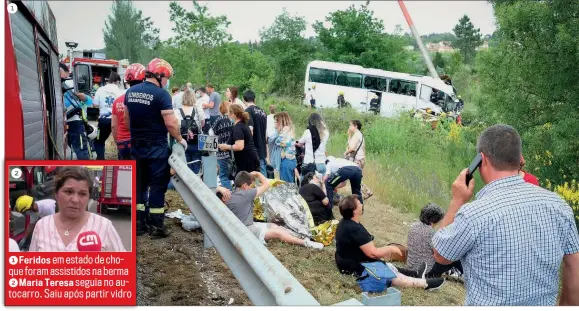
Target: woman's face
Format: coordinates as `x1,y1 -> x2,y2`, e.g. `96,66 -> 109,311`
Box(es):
353,199 -> 363,217
226,88 -> 231,99
349,122 -> 357,132
56,178 -> 90,219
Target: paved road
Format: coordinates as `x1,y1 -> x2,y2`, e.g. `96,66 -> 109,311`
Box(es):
88,200 -> 132,251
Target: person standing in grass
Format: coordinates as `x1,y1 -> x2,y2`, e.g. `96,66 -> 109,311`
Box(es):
433,124 -> 579,306
345,119 -> 373,200
269,112 -> 297,183
297,113 -> 329,176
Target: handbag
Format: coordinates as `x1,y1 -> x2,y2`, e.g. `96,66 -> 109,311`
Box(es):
227,149 -> 237,181
346,134 -> 364,162
386,243 -> 408,263
356,261 -> 397,293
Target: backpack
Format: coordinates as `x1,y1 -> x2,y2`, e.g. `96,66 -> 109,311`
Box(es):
179,108 -> 200,141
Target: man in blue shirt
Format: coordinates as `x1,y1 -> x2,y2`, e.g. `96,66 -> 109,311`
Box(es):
61,63 -> 93,160
432,124 -> 579,306
124,58 -> 186,239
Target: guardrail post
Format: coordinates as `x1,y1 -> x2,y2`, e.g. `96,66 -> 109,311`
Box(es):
202,151 -> 217,250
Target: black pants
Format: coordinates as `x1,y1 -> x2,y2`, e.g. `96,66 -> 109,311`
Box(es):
426,261 -> 463,278
95,118 -> 112,160
326,166 -> 363,206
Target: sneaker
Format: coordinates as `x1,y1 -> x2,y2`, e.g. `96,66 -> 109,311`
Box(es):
425,278 -> 445,291
304,239 -> 324,250
417,263 -> 428,279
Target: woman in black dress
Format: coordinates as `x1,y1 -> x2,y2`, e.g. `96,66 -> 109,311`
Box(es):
218,104 -> 260,174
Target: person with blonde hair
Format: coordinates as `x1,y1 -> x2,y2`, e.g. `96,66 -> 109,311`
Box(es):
218,104 -> 260,174
174,89 -> 205,174
269,112 -> 297,183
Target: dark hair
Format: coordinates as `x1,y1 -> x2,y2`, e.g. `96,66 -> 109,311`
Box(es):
229,86 -> 239,100
243,90 -> 256,103
59,63 -> 69,73
234,171 -> 253,188
171,87 -> 179,94
476,124 -> 522,171
269,105 -> 276,114
216,192 -> 224,202
206,83 -> 214,89
302,172 -> 316,184
54,166 -> 94,195
339,195 -> 361,219
229,103 -> 250,123
198,87 -> 207,94
128,80 -> 141,87
308,113 -> 327,138
351,120 -> 362,131
419,203 -> 444,225
108,71 -> 121,84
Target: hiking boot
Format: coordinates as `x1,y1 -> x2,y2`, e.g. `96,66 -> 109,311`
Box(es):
149,226 -> 171,239
425,278 -> 445,291
304,239 -> 324,250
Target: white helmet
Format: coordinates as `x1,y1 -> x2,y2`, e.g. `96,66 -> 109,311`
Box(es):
87,124 -> 97,140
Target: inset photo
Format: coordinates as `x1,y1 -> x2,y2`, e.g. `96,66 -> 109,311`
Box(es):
7,164 -> 134,252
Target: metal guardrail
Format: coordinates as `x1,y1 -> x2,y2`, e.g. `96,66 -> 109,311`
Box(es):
168,145 -> 321,306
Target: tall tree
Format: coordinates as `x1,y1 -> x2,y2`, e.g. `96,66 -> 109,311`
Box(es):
433,52 -> 446,73
452,15 -> 483,63
103,0 -> 160,64
259,9 -> 315,95
312,5 -> 408,72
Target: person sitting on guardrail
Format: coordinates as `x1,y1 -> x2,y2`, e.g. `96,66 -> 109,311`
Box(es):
335,195 -> 445,291
218,171 -> 324,250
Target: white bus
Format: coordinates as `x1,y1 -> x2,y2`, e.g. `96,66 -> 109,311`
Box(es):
303,60 -> 459,118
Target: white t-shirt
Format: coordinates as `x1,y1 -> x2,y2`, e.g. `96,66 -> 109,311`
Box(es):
299,129 -> 329,164
36,199 -> 56,218
9,238 -> 20,252
197,94 -> 210,120
93,83 -> 123,118
266,114 -> 276,139
174,105 -> 205,129
172,92 -> 184,109
325,158 -> 358,176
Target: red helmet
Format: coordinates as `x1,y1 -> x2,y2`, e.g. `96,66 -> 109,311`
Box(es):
146,58 -> 173,79
125,63 -> 146,82
45,166 -> 57,175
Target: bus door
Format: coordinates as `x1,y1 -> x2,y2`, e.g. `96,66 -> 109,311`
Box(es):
363,75 -> 387,114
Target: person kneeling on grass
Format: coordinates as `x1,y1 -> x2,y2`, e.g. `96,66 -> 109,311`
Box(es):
335,195 -> 445,291
216,171 -> 324,250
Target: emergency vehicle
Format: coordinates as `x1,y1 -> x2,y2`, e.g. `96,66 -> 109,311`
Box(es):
97,166 -> 132,214
64,52 -> 129,120
6,0 -> 92,160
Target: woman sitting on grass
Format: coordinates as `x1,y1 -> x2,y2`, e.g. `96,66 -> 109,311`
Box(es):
407,203 -> 463,278
335,195 -> 445,291
299,172 -> 332,225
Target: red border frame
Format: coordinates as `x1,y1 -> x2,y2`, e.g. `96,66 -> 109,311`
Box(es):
5,6 -> 25,159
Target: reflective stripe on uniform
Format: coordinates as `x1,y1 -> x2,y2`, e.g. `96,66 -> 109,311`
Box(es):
149,207 -> 165,214
136,204 -> 146,211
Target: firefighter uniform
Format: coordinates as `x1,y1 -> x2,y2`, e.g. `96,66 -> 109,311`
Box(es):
125,80 -> 173,238
64,89 -> 93,160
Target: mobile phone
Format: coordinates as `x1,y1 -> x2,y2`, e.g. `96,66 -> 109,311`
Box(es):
465,153 -> 482,186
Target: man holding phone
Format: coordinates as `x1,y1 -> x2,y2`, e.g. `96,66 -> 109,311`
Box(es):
431,124 -> 579,306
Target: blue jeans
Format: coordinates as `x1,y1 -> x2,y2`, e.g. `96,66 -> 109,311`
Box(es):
280,158 -> 297,183
67,120 -> 90,160
218,158 -> 232,190
186,141 -> 202,174
260,158 -> 267,176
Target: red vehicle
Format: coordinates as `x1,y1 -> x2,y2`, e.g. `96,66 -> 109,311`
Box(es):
98,166 -> 132,214
5,0 -> 91,160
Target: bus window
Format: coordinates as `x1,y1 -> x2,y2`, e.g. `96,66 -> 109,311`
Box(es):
33,167 -> 45,185
309,67 -> 335,85
364,76 -> 387,91
336,71 -> 362,88
389,79 -> 417,97
420,85 -> 433,103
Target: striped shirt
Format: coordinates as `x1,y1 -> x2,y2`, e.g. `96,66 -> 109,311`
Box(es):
29,213 -> 126,252
433,175 -> 579,306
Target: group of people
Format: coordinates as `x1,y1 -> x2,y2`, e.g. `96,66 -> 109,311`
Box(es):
58,57 -> 579,306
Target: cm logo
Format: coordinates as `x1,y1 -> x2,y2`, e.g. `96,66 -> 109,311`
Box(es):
79,234 -> 100,246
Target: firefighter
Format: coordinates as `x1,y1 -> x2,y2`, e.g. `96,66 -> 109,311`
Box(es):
124,58 -> 185,238
61,64 -> 93,160
93,72 -> 123,160
112,63 -> 146,160
14,195 -> 56,251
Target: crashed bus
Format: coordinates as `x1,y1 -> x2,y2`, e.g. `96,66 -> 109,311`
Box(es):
303,60 -> 459,118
